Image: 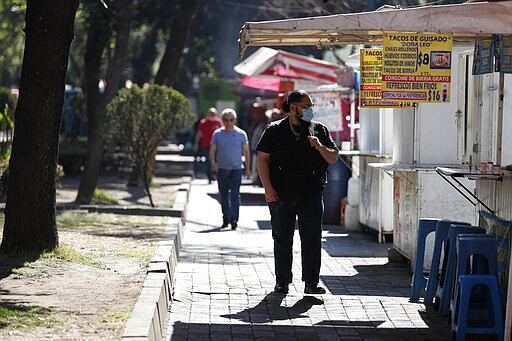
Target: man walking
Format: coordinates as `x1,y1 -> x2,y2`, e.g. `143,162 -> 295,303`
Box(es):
257,90 -> 338,295
194,107 -> 223,183
210,109 -> 251,229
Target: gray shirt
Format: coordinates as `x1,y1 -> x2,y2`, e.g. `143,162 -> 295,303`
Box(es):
211,126 -> 249,170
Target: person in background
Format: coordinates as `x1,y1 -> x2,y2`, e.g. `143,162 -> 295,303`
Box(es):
265,107 -> 287,122
194,107 -> 223,183
210,109 -> 251,230
256,90 -> 339,295
248,103 -> 268,186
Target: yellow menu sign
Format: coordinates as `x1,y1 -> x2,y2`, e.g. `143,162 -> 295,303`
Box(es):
382,33 -> 452,103
359,48 -> 414,108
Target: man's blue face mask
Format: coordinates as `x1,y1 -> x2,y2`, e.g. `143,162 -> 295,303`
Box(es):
300,106 -> 315,122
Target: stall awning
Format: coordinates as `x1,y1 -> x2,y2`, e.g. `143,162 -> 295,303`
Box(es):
239,1 -> 512,57
234,47 -> 340,85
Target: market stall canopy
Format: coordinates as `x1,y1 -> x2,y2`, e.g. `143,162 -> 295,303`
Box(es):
234,47 -> 340,85
239,0 -> 512,58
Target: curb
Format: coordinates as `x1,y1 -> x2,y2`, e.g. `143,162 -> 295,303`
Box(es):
121,180 -> 191,341
53,181 -> 192,218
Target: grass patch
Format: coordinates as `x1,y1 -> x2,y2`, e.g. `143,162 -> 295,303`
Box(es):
101,308 -> 132,324
40,243 -> 99,268
56,212 -> 168,229
91,188 -> 118,204
0,303 -> 61,330
9,244 -> 100,277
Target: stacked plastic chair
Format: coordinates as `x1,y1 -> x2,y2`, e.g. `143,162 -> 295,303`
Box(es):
410,219 -> 470,304
410,218 -> 440,302
435,225 -> 486,315
450,234 -> 504,341
424,220 -> 471,305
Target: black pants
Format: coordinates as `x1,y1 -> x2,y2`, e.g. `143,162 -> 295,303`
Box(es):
195,146 -> 212,180
268,191 -> 324,285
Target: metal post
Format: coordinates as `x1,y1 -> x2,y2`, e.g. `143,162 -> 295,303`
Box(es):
350,88 -> 356,150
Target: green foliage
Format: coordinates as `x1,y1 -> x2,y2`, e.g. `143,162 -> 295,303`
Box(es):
91,188 -> 118,205
56,212 -> 168,228
0,87 -> 16,118
0,1 -> 25,87
105,84 -> 194,206
0,303 -> 60,330
40,243 -> 98,268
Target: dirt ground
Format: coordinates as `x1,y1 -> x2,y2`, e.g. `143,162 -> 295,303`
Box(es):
0,171 -> 189,340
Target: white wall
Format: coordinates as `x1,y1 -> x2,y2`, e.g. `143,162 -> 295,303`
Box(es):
380,108 -> 394,155
501,74 -> 512,167
393,108 -> 414,164
416,101 -> 460,165
359,108 -> 380,154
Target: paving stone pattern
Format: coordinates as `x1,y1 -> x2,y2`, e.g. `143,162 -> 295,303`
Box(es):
164,179 -> 453,341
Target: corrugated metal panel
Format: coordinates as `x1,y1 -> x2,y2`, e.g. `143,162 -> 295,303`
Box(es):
393,170 -> 418,261
477,177 -> 512,220
499,178 -> 512,219
359,156 -> 381,230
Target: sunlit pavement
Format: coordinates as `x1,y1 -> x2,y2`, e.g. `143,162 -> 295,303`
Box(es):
164,179 -> 452,341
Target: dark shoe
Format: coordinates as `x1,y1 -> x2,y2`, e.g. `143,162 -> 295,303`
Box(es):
231,221 -> 237,230
304,283 -> 326,294
221,220 -> 229,228
274,283 -> 289,294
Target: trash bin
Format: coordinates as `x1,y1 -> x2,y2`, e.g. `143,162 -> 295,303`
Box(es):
323,159 -> 350,225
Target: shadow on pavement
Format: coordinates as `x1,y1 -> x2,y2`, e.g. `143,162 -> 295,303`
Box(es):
220,293 -> 324,324
321,262 -> 410,297
0,253 -> 40,281
167,319 -> 452,340
207,192 -> 266,207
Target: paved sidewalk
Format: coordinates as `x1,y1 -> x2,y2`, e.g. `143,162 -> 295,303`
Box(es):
164,179 -> 452,341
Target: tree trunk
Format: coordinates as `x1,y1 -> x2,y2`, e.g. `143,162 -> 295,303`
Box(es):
132,27 -> 158,87
76,1 -> 136,204
154,0 -> 199,86
0,0 -> 79,253
83,1 -> 110,137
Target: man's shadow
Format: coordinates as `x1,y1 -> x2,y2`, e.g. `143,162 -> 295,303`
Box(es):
222,292 -> 323,323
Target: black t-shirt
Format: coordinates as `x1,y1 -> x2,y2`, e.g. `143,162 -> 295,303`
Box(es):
256,116 -> 338,197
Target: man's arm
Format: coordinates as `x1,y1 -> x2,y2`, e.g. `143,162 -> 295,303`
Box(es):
242,143 -> 251,178
209,144 -> 218,172
257,151 -> 278,202
307,136 -> 339,164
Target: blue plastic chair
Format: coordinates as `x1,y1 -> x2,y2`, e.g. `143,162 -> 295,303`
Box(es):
424,220 -> 471,305
450,274 -> 503,341
435,225 -> 485,315
410,218 -> 440,302
450,234 -> 499,318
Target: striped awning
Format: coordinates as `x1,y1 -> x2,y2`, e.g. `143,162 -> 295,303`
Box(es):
234,47 -> 340,85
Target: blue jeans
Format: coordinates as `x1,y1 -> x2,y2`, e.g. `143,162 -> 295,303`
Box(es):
268,191 -> 324,285
216,168 -> 243,223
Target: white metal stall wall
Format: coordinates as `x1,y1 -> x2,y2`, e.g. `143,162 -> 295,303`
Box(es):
359,157 -> 394,242
393,169 -> 476,269
393,170 -> 418,263
474,72 -> 512,221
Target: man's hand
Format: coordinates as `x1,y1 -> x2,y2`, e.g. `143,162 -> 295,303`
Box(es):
264,186 -> 278,203
211,162 -> 218,173
307,136 -> 321,150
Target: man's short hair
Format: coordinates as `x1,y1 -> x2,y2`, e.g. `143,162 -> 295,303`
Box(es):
221,108 -> 237,119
